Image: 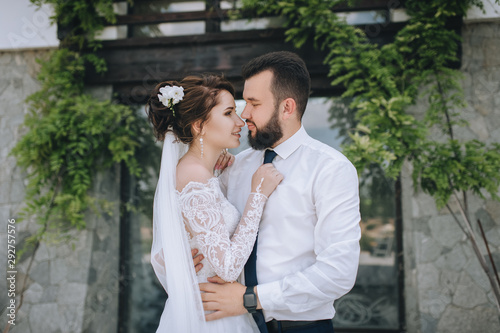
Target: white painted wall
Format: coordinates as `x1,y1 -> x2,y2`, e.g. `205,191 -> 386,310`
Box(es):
466,0 -> 500,22
0,0 -> 58,50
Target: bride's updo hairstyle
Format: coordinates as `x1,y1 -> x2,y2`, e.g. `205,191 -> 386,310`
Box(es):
146,75 -> 235,142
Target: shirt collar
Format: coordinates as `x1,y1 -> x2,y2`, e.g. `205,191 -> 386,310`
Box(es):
271,125 -> 308,160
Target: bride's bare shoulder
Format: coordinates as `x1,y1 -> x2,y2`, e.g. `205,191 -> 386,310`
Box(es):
176,159 -> 213,192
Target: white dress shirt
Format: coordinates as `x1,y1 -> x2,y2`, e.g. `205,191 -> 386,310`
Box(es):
219,126 -> 361,321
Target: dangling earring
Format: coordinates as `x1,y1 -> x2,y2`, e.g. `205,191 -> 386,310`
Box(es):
199,136 -> 204,159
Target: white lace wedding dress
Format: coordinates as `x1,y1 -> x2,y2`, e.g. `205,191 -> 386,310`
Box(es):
157,177 -> 264,332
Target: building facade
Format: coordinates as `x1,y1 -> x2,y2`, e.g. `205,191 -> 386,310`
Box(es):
1,1 -> 499,332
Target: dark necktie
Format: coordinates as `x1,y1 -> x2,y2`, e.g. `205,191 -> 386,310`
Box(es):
263,149 -> 277,164
244,150 -> 276,333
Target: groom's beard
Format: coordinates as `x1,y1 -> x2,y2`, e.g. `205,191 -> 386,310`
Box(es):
247,107 -> 283,150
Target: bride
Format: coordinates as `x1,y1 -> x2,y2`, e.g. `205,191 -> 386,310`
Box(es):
146,74 -> 283,332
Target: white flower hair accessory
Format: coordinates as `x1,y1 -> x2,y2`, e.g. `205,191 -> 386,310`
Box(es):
158,85 -> 184,117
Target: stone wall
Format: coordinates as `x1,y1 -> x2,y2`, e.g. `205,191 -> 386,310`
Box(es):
0,50 -> 120,333
402,21 -> 500,333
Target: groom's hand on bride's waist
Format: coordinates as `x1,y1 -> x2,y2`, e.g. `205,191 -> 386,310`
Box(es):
191,249 -> 204,273
199,277 -> 248,321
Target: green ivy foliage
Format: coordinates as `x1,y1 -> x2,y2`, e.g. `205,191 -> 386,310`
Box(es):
11,0 -> 154,245
241,0 -> 500,208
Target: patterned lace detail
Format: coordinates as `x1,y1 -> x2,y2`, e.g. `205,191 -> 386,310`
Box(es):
178,177 -> 267,282
255,177 -> 264,195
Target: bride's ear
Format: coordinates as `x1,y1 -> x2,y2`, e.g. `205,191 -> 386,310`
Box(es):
191,120 -> 204,137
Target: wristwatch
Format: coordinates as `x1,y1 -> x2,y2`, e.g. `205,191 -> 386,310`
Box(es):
243,286 -> 258,313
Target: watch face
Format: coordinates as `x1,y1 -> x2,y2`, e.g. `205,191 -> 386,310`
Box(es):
244,293 -> 257,308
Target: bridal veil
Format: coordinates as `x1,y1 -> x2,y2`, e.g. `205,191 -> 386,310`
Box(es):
151,131 -> 207,332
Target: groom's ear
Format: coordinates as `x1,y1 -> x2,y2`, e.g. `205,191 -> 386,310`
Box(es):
281,98 -> 297,121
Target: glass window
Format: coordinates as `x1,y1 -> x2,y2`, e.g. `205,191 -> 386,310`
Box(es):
119,107 -> 164,333
95,25 -> 128,40
338,10 -> 387,25
221,17 -> 285,32
323,97 -> 400,330
132,21 -> 205,37
131,0 -> 205,14
130,0 -> 206,37
220,0 -> 242,10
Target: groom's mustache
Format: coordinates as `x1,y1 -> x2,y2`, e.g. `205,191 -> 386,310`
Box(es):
246,120 -> 256,127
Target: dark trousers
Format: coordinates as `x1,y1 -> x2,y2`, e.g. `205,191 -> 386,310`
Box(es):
266,319 -> 334,333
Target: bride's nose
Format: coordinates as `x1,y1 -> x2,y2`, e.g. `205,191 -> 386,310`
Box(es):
235,115 -> 245,128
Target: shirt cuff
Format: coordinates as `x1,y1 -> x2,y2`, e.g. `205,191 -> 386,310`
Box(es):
257,281 -> 284,311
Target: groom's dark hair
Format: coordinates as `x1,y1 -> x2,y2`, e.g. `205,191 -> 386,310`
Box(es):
242,51 -> 311,119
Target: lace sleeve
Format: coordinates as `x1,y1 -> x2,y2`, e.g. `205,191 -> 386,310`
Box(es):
179,180 -> 267,282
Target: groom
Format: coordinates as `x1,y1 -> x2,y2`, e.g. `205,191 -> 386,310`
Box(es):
199,51 -> 361,333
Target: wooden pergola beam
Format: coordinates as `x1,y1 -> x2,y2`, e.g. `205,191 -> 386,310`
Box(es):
86,22 -> 406,104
